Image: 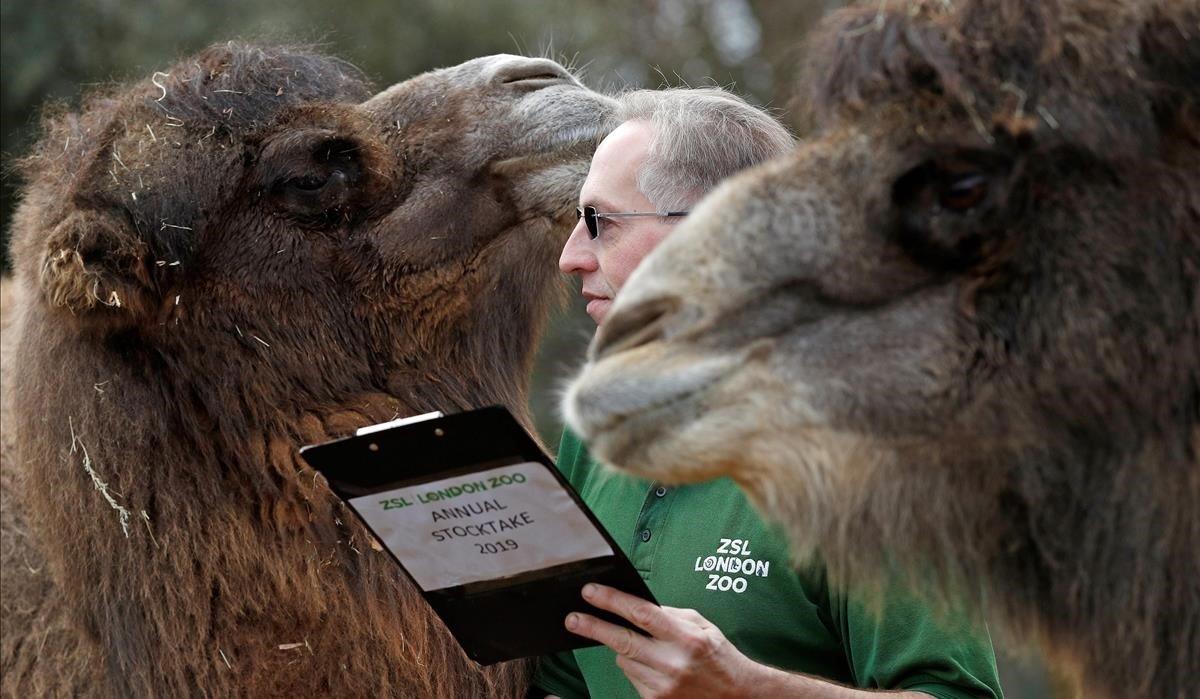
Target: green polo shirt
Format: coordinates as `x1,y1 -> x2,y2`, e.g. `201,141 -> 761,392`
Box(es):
534,430 -> 1002,699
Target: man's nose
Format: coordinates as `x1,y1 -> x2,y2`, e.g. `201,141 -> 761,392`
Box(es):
559,220 -> 597,275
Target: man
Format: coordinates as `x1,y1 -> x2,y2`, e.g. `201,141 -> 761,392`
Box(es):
534,88 -> 1003,699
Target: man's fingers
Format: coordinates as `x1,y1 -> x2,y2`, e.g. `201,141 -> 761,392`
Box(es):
580,584 -> 682,638
566,612 -> 660,663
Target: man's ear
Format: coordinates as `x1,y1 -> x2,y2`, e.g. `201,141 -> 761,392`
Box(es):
39,209 -> 156,321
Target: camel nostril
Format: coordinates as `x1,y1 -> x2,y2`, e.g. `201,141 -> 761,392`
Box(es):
494,58 -> 575,89
591,296 -> 681,361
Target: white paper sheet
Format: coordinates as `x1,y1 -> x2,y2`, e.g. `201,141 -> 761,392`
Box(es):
350,462 -> 613,591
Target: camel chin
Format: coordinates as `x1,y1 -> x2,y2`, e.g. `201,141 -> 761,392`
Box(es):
567,343 -> 716,456
565,333 -> 816,488
566,331 -> 892,576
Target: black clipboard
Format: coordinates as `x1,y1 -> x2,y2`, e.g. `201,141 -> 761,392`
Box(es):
299,405 -> 657,665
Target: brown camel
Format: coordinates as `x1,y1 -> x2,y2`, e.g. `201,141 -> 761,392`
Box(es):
564,1 -> 1199,697
2,42 -> 613,696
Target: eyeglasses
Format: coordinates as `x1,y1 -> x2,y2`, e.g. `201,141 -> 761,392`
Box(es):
576,205 -> 689,240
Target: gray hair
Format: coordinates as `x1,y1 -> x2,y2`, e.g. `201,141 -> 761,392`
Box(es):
613,88 -> 794,212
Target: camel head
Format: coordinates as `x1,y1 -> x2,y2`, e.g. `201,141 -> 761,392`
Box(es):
566,4 -> 1198,694
569,0 -> 1198,487
11,43 -> 614,423
3,44 -> 615,697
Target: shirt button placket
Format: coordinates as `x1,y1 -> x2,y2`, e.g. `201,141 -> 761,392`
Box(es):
631,483 -> 672,572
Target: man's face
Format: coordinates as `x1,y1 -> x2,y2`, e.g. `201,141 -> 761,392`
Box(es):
560,120 -> 678,325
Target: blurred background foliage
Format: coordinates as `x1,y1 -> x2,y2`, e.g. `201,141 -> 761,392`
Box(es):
1,0 -> 1050,693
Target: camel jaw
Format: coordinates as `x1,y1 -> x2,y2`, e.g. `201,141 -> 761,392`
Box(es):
563,340 -> 753,482
491,121 -> 614,175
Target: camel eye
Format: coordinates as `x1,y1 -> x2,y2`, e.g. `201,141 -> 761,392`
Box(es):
273,169 -> 352,220
287,174 -> 332,192
939,172 -> 989,212
890,151 -> 1015,270
257,130 -> 367,223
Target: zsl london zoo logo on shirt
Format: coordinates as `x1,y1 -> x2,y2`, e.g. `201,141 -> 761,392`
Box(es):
694,538 -> 771,594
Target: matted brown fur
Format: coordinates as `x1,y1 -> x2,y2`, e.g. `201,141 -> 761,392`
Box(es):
565,1 -> 1198,697
3,280 -> 97,695
2,43 -> 612,696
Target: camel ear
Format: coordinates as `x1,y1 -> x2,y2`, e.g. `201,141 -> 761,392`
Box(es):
39,209 -> 155,321
1140,3 -> 1200,132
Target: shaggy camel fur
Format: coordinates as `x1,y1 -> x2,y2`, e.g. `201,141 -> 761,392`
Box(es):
566,1 -> 1198,697
2,43 -> 612,696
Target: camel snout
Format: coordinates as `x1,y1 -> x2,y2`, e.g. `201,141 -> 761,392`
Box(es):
591,295 -> 682,362
490,56 -> 579,89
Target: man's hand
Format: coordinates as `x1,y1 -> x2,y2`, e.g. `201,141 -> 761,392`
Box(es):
565,584 -> 930,699
565,583 -> 754,698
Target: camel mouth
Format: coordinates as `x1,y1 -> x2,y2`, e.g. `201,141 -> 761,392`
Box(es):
492,124 -> 610,174
538,123 -> 610,153
564,340 -> 745,466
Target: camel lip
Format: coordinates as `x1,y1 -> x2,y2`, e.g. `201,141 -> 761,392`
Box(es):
541,123 -> 610,152
568,343 -> 738,448
489,128 -> 606,175
510,118 -> 612,160
586,379 -> 699,454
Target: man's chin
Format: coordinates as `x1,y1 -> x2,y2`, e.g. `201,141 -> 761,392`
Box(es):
586,298 -> 612,324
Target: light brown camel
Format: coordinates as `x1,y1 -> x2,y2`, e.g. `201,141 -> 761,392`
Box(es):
1,43 -> 613,696
564,1 -> 1199,698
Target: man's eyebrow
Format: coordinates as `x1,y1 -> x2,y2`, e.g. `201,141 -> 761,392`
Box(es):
582,197 -> 620,212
